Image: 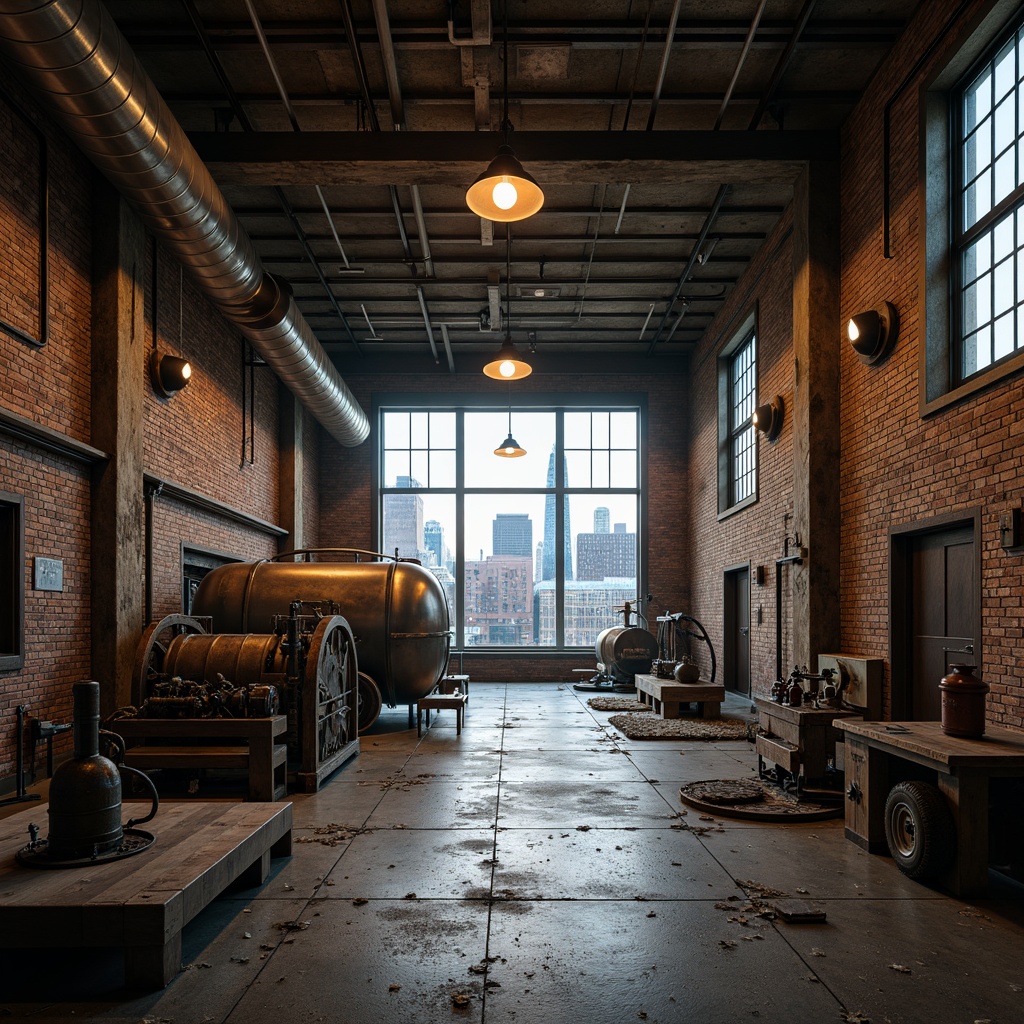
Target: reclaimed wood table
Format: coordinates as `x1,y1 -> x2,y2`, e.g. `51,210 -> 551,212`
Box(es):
835,719 -> 1024,896
634,673 -> 725,719
0,799 -> 292,989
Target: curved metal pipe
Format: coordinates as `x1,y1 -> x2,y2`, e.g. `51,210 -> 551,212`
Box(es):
0,0 -> 369,447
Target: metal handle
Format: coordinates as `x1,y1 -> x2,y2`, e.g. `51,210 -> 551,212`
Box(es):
119,764 -> 160,829
942,644 -> 974,655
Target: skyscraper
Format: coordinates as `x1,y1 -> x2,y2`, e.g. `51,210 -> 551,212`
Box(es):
541,446 -> 573,581
383,475 -> 424,561
594,507 -> 610,533
493,513 -> 532,557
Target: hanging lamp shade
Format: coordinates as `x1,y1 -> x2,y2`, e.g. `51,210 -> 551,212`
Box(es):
466,145 -> 545,223
494,431 -> 527,458
483,335 -> 532,380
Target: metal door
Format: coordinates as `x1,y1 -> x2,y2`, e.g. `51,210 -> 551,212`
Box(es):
909,526 -> 977,720
724,566 -> 751,695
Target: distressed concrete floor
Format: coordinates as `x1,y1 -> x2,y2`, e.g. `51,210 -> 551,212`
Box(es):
3,682 -> 1024,1023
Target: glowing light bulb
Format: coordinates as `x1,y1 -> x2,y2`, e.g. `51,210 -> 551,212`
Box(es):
492,178 -> 518,211
504,445 -> 515,455
847,319 -> 859,341
499,359 -> 516,378
181,362 -> 192,380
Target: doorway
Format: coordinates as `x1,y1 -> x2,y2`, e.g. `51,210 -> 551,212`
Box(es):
890,511 -> 980,720
723,564 -> 751,696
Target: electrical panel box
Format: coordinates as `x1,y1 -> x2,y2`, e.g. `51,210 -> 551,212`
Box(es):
817,653 -> 883,720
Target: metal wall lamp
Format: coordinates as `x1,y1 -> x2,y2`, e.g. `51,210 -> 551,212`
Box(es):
752,395 -> 784,441
150,351 -> 192,397
847,301 -> 898,365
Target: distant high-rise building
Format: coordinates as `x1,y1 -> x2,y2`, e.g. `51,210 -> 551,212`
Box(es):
534,541 -> 544,583
542,447 -> 573,581
464,555 -> 534,645
383,475 -> 424,560
424,519 -> 445,567
576,529 -> 636,581
594,507 -> 610,533
493,513 -> 533,557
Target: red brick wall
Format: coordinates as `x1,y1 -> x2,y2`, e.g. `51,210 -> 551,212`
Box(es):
0,75 -> 96,783
318,368 -> 689,683
838,0 -> 1024,726
685,209 -> 796,697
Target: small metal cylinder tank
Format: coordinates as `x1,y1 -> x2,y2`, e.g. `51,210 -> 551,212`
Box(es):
595,626 -> 658,684
192,554 -> 450,706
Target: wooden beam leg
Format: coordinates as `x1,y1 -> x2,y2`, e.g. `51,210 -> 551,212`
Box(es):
124,933 -> 181,989
239,849 -> 272,888
937,771 -> 989,897
701,701 -> 721,719
271,827 -> 292,858
248,740 -> 273,801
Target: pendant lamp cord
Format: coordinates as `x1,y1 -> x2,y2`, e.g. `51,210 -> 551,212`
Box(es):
501,1 -> 511,138
505,223 -> 512,338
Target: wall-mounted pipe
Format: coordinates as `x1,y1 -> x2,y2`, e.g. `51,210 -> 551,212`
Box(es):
0,0 -> 369,447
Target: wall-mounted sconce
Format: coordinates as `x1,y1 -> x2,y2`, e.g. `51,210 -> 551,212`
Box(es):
752,395 -> 784,441
846,301 -> 898,365
150,350 -> 192,397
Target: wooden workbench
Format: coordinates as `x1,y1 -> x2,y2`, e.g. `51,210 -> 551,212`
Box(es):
835,719 -> 1024,896
0,799 -> 292,988
634,673 -> 724,719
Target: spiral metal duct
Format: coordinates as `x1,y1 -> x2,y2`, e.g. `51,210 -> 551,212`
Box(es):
0,0 -> 369,447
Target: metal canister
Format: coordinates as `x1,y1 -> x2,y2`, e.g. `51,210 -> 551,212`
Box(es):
47,681 -> 123,858
939,664 -> 989,738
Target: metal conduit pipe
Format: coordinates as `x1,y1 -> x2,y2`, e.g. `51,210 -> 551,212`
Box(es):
0,0 -> 369,447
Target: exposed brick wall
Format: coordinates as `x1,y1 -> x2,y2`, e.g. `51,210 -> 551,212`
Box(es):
839,0 -> 1024,726
318,369 -> 689,683
685,209 -> 796,697
301,412 -> 321,550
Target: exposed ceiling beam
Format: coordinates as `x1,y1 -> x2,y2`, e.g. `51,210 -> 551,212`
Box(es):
190,129 -> 835,185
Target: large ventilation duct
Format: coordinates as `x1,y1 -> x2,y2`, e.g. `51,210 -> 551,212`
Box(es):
0,0 -> 369,447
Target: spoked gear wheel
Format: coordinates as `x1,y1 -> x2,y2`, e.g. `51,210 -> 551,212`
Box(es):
357,671 -> 382,733
131,614 -> 208,706
884,780 -> 955,879
304,615 -> 358,758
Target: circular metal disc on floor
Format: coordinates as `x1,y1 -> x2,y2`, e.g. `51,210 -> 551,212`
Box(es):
679,779 -> 842,822
15,828 -> 156,869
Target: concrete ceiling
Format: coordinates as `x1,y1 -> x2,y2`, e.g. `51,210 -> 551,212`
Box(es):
103,0 -> 919,373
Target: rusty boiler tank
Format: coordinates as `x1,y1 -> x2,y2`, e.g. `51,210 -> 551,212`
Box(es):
192,550 -> 451,730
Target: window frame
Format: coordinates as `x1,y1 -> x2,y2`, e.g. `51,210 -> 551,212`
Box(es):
717,310 -> 759,519
920,0 -> 1024,414
0,491 -> 25,672
374,392 -> 646,652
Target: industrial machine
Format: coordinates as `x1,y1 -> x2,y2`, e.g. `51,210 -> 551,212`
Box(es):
573,600 -> 659,692
192,550 -> 451,732
131,604 -> 358,791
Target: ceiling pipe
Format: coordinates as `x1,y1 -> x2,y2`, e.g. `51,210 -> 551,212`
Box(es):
0,0 -> 368,447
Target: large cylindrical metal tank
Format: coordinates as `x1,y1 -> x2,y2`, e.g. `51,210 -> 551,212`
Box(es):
595,626 -> 658,684
192,554 -> 450,707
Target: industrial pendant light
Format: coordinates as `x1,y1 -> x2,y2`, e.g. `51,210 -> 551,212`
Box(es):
494,387 -> 526,458
483,225 -> 532,379
466,3 -> 544,223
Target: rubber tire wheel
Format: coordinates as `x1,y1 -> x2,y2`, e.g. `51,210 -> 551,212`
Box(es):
357,671 -> 382,734
883,780 -> 955,879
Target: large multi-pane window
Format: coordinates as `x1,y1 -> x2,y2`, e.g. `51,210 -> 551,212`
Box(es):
955,13 -> 1024,382
378,401 -> 642,650
728,333 -> 757,506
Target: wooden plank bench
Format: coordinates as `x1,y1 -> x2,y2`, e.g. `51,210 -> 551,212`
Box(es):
417,692 -> 468,737
117,716 -> 288,801
438,673 -> 470,699
0,800 -> 292,989
634,673 -> 725,719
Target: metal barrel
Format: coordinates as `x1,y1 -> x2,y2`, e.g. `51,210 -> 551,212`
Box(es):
595,626 -> 659,683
